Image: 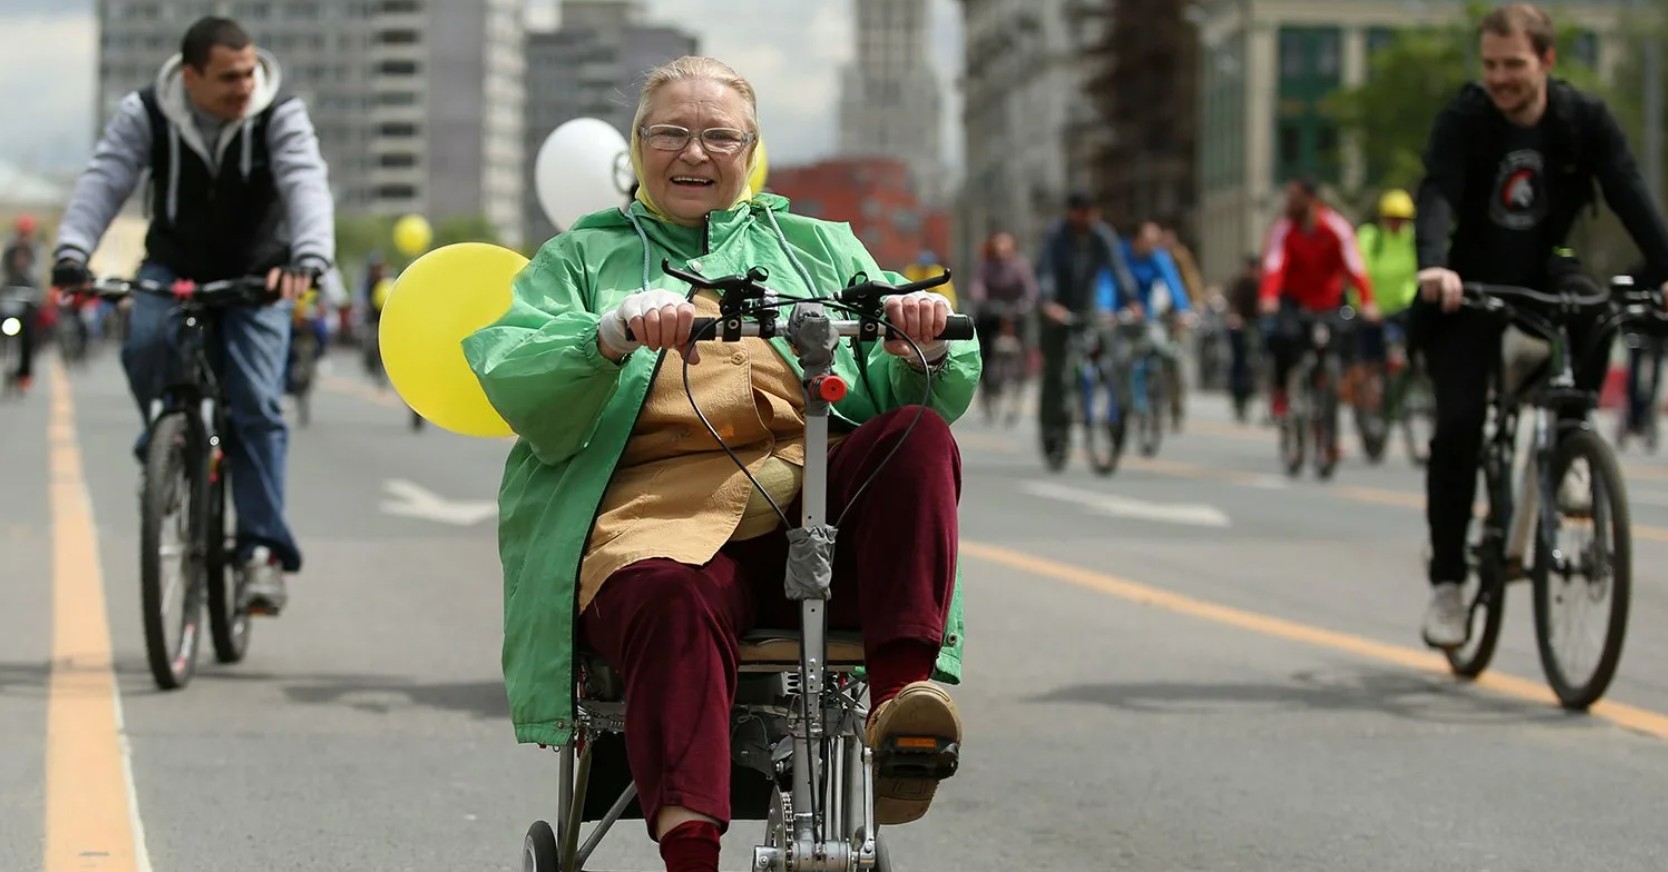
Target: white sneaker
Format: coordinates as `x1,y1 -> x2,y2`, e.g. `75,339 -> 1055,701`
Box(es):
1557,463 -> 1592,517
1421,582 -> 1469,649
237,546 -> 288,615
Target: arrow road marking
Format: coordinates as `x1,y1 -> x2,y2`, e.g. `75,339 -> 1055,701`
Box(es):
380,479 -> 498,526
1020,480 -> 1232,528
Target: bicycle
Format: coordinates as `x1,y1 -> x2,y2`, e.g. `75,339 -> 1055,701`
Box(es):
83,275 -> 271,690
286,297 -> 322,428
974,301 -> 1029,428
1384,323 -> 1436,468
1114,314 -> 1170,459
1615,328 -> 1662,452
1,286 -> 40,397
521,262 -> 972,872
1275,306 -> 1357,480
1042,311 -> 1124,475
1441,276 -> 1665,710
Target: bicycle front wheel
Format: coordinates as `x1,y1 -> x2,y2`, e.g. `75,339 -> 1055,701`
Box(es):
204,454 -> 251,664
140,412 -> 207,690
1532,429 -> 1631,710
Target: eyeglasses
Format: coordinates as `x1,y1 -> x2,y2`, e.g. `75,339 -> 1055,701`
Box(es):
639,124 -> 756,155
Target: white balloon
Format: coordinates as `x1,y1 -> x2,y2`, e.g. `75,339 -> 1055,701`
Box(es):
534,118 -> 631,232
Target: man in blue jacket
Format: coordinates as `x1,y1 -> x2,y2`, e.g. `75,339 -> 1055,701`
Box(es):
51,16 -> 335,616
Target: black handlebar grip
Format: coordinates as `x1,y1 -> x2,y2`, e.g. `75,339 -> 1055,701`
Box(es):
623,316 -> 719,342
937,314 -> 974,341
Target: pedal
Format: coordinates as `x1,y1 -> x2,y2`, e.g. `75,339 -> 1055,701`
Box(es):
875,737 -> 959,781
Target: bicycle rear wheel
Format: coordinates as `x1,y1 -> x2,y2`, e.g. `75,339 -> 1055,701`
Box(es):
1532,429 -> 1631,710
205,453 -> 251,664
140,412 -> 207,690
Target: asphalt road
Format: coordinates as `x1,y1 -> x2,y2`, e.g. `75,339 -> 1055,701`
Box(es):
3,345 -> 1667,871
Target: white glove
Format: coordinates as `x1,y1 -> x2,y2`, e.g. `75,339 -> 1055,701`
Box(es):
598,289 -> 695,359
883,290 -> 953,366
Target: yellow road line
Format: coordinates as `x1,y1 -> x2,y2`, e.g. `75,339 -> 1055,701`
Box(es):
962,540 -> 1668,741
954,426 -> 1668,542
44,358 -> 147,871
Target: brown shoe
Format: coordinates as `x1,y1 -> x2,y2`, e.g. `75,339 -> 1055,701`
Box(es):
866,681 -> 961,826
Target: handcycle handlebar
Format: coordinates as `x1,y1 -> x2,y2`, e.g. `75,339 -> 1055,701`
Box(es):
628,312 -> 974,343
656,259 -> 953,302
76,275 -> 275,307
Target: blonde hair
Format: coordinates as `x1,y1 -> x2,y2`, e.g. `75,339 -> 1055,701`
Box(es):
630,56 -> 759,137
629,56 -> 763,219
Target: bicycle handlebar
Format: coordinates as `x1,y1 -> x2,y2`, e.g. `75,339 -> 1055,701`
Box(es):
1461,281 -> 1612,310
79,276 -> 274,306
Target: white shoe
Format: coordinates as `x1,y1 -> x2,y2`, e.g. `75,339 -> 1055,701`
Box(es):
1558,463 -> 1592,517
1421,582 -> 1469,649
237,546 -> 288,615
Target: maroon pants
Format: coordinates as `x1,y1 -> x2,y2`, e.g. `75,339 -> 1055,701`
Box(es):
579,406 -> 962,836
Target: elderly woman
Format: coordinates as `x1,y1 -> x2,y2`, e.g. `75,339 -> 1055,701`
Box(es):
463,57 -> 978,872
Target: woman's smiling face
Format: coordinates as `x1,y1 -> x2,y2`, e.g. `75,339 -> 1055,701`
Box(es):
638,78 -> 756,226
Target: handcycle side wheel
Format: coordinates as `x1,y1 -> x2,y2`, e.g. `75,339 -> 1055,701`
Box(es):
523,819 -> 560,872
205,458 -> 251,664
1532,429 -> 1631,710
140,411 -> 207,690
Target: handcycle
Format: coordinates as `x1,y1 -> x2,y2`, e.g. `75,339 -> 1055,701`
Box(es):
1441,276 -> 1666,710
82,275 -> 271,690
521,262 -> 973,872
1275,306 -> 1359,480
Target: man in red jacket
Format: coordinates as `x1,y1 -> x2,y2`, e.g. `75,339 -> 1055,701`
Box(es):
1258,177 -> 1381,428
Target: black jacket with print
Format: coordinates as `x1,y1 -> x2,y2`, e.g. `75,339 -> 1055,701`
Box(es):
1414,79 -> 1668,288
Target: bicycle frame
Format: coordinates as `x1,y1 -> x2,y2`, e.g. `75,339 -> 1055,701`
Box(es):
1469,283 -> 1643,577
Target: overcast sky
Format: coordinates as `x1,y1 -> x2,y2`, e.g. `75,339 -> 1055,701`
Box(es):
0,0 -> 964,176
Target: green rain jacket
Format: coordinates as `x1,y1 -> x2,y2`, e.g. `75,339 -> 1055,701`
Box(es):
461,194 -> 980,747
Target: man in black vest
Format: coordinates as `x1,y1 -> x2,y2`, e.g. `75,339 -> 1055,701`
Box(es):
51,16 -> 335,616
1412,3 -> 1668,648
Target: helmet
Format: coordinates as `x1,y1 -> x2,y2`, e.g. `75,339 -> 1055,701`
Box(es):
1378,189 -> 1415,220
14,214 -> 36,235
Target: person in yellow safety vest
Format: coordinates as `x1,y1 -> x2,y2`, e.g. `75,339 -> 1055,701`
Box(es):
1346,188 -> 1419,406
903,250 -> 957,311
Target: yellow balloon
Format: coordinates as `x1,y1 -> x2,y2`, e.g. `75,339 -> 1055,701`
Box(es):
371,277 -> 395,311
379,242 -> 523,438
393,214 -> 433,257
749,139 -> 769,194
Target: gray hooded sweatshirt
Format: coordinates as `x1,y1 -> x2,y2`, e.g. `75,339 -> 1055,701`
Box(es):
54,50 -> 334,276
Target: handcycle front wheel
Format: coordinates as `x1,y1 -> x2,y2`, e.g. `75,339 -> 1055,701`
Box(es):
140,411 -> 208,690
1532,429 -> 1631,710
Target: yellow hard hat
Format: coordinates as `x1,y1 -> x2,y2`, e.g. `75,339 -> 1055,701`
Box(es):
1379,189 -> 1416,219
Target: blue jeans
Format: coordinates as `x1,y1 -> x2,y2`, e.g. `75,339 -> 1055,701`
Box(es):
121,262 -> 302,572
